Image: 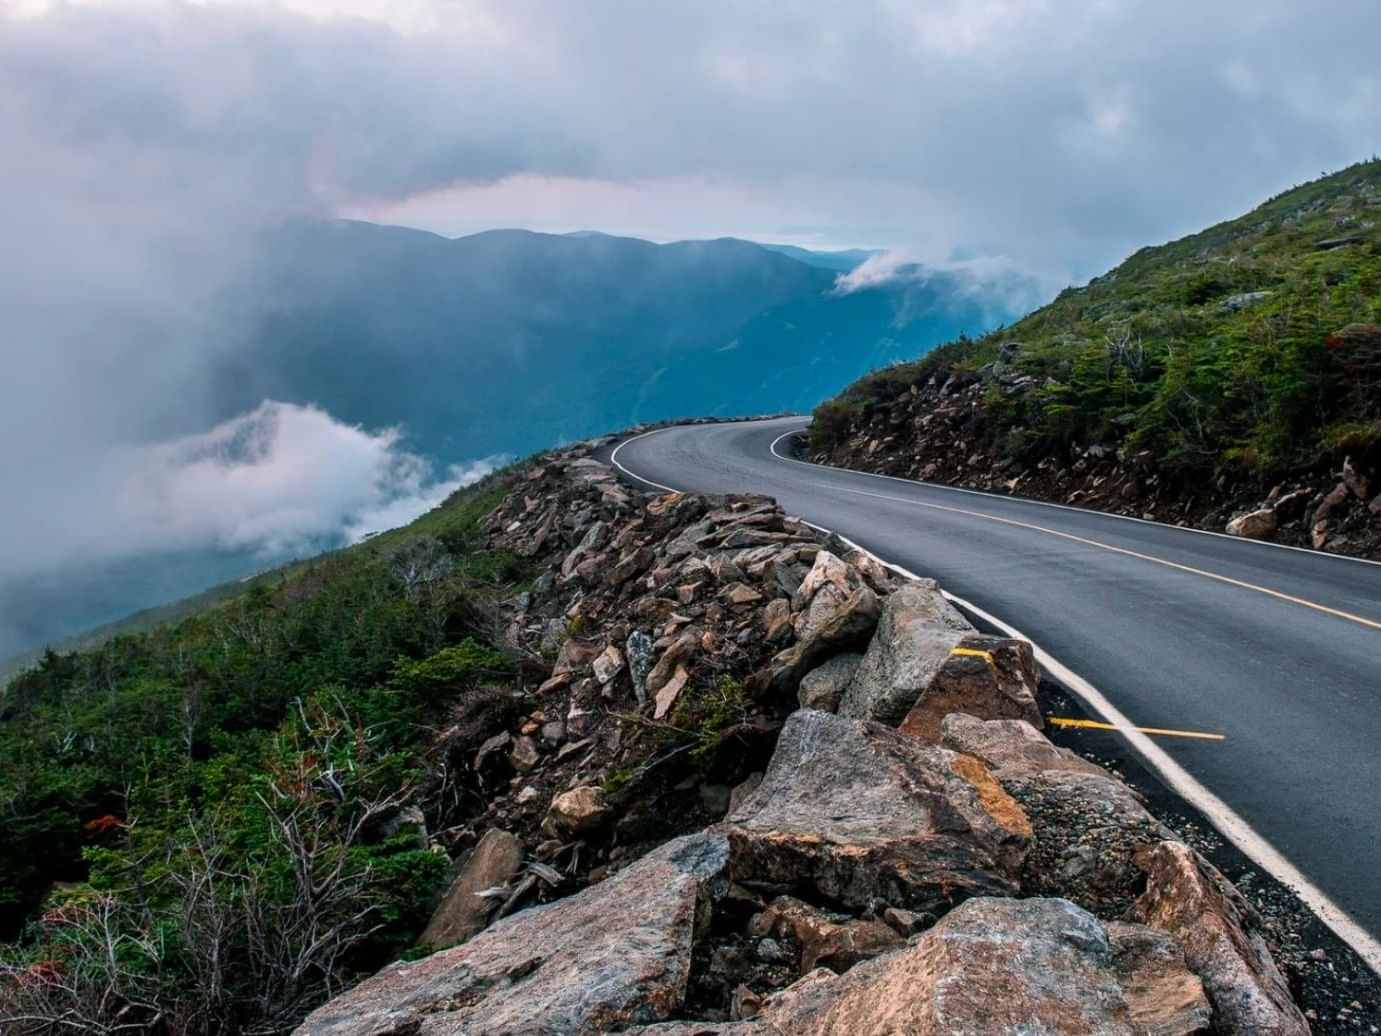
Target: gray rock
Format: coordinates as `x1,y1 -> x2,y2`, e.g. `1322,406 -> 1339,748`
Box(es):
755,938 -> 788,964
561,519 -> 609,577
1219,290 -> 1271,313
720,710 -> 1029,910
796,652 -> 863,712
727,772 -> 763,815
837,581 -> 973,725
295,833 -> 730,1036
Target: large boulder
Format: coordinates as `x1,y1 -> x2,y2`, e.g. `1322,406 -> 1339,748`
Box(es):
416,828 -> 524,950
295,833 -> 730,1036
836,581 -> 974,726
720,710 -> 1029,912
1106,922 -> 1213,1036
938,714 -> 1170,917
897,634 -> 1043,740
1005,769 -> 1173,917
940,713 -> 1107,780
644,897 -> 1208,1035
1134,841 -> 1310,1036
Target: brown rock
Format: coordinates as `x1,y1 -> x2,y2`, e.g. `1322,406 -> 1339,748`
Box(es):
592,644 -> 625,685
1134,841 -> 1309,1035
417,829 -> 524,950
746,897 -> 1186,1035
723,582 -> 765,606
653,665 -> 691,720
761,598 -> 792,642
721,710 -> 1028,911
537,671 -> 572,696
755,896 -> 902,973
1311,482 -> 1351,548
552,638 -> 600,677
1343,455 -> 1369,500
940,713 -> 1106,780
1106,921 -> 1212,1036
896,634 -> 1042,740
297,834 -> 729,1036
646,632 -> 698,695
509,734 -> 540,772
547,785 -> 612,836
881,906 -> 930,937
1226,507 -> 1279,540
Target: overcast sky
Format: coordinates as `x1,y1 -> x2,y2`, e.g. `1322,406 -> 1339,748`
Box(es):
9,0 -> 1381,272
2,0 -> 1379,653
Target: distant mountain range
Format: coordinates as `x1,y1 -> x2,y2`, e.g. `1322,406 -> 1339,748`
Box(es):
1,222 -> 1032,665
214,221 -> 1026,466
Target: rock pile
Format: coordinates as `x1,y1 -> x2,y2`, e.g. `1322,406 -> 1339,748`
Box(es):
812,364 -> 1381,558
296,442 -> 1309,1036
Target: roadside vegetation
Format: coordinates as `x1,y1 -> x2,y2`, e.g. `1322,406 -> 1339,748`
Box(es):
813,159 -> 1381,479
0,470 -> 531,1033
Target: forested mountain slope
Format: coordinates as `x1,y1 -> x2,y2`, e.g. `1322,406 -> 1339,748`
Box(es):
220,222 -> 1016,465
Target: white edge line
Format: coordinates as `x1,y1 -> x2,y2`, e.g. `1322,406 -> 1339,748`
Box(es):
765,422 -> 1381,570
610,422 -> 1381,976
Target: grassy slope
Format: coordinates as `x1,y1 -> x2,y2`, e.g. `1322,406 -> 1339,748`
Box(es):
813,159 -> 1381,477
0,463 -> 528,974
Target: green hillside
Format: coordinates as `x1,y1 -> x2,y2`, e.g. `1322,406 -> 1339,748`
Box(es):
0,467 -> 530,1030
814,159 -> 1381,476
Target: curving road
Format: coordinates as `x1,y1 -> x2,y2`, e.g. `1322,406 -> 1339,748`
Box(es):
605,415 -> 1381,963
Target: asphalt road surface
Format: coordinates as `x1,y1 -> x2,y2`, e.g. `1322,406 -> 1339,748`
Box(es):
605,415 -> 1381,958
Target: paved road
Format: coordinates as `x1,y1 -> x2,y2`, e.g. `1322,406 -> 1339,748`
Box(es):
606,415 -> 1381,953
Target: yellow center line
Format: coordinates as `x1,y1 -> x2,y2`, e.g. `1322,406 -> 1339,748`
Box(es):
1049,716 -> 1226,741
813,482 -> 1381,633
949,646 -> 997,666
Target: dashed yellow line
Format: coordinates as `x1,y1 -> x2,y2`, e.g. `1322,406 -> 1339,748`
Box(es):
1049,716 -> 1226,741
814,482 -> 1381,633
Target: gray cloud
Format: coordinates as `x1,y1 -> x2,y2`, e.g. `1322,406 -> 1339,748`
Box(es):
1,0 -> 1379,653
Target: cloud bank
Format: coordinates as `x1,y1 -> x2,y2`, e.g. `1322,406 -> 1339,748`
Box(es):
3,400 -> 494,581
834,252 -> 1052,327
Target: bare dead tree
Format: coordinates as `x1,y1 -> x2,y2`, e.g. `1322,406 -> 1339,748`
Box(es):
1,701 -> 417,1036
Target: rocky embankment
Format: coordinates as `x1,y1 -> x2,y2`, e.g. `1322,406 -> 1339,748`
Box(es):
811,358 -> 1381,559
296,442 -> 1312,1035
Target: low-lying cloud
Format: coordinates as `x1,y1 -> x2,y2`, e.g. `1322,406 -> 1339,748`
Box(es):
5,400 -> 496,580
114,401 -> 497,559
834,251 -> 1053,327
